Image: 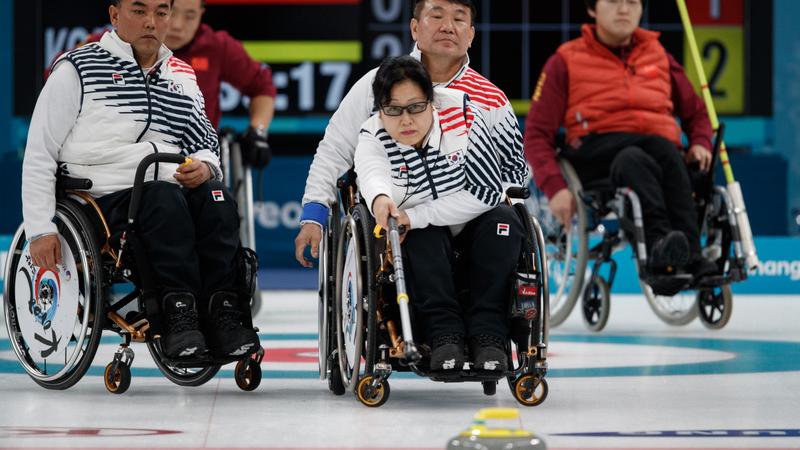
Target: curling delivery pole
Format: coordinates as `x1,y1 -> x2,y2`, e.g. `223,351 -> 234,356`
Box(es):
675,0 -> 759,270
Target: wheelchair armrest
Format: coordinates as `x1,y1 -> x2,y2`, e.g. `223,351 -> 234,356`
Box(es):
56,176 -> 93,191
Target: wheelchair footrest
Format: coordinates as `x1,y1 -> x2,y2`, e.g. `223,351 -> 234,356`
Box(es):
644,274 -> 693,296
161,353 -> 254,369
427,369 -> 509,383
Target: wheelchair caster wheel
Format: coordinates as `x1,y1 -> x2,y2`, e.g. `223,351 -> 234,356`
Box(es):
582,277 -> 610,332
512,375 -> 548,407
235,358 -> 262,391
355,375 -> 390,407
328,364 -> 346,396
697,285 -> 733,330
482,381 -> 497,396
104,363 -> 131,394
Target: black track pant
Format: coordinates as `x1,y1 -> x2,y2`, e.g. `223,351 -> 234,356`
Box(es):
95,180 -> 240,311
401,204 -> 523,342
561,132 -> 701,255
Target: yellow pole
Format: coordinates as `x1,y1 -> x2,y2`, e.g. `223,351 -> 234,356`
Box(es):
675,0 -> 758,269
675,0 -> 735,184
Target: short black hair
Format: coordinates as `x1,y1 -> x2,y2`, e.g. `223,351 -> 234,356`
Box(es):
372,56 -> 434,111
414,0 -> 477,25
584,0 -> 647,10
110,0 -> 175,6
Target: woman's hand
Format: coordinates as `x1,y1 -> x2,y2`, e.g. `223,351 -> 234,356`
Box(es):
372,195 -> 399,231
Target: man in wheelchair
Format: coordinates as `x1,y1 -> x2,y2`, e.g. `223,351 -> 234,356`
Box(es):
354,57 -> 526,373
524,0 -> 717,281
21,0 -> 259,360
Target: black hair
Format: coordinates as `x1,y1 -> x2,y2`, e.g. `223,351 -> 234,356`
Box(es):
584,0 -> 647,10
110,0 -> 175,6
372,56 -> 434,111
414,0 -> 477,26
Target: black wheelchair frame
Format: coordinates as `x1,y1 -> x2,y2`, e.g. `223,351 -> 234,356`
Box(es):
317,171 -> 550,407
534,125 -> 746,331
3,153 -> 264,393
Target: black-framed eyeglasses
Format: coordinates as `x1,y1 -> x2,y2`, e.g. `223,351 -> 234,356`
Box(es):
381,101 -> 429,117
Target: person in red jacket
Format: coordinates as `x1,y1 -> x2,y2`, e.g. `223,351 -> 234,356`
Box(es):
49,0 -> 276,166
524,0 -> 716,277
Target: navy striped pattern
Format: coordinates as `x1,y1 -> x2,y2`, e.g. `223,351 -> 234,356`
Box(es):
66,44 -> 218,157
364,106 -> 502,208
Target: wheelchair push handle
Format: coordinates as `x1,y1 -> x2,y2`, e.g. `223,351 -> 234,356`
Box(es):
505,186 -> 530,200
128,153 -> 190,224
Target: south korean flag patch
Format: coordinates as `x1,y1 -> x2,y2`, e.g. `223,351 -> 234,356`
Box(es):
497,223 -> 510,236
211,190 -> 225,202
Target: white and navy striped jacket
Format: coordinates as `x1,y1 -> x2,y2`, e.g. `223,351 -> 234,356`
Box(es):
355,87 -> 502,232
22,31 -> 220,239
300,45 -> 527,228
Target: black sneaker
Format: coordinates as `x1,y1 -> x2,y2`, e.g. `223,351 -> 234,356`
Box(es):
648,231 -> 690,272
161,292 -> 206,358
469,334 -> 508,372
208,292 -> 261,357
430,334 -> 465,371
688,255 -> 718,279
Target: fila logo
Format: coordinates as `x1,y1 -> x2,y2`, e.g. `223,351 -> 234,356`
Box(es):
211,190 -> 225,202
112,73 -> 125,85
497,223 -> 510,236
398,165 -> 408,178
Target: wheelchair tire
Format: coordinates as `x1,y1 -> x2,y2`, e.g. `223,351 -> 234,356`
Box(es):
146,341 -> 221,387
234,358 -> 262,391
3,201 -> 104,390
318,205 -> 336,382
640,282 -> 698,326
328,363 -> 346,395
334,205 -> 377,391
531,161 -> 589,327
582,277 -> 610,332
511,374 -> 548,407
104,362 -> 132,394
355,375 -> 390,408
697,285 -> 733,330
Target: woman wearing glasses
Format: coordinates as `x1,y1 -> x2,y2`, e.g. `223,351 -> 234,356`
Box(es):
354,56 -> 523,373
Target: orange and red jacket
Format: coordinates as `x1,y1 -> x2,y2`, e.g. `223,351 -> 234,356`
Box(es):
525,24 -> 712,199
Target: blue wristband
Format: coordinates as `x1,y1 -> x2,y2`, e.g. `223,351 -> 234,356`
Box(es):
300,202 -> 330,229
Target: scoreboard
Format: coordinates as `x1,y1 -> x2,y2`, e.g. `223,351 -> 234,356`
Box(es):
14,0 -> 771,121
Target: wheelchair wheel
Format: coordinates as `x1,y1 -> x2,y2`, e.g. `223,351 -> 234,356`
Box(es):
104,362 -> 131,394
319,204 -> 347,396
582,277 -> 610,332
234,358 -> 262,391
355,375 -> 390,408
511,374 -> 548,407
697,285 -> 733,330
146,341 -> 220,386
528,161 -> 589,327
482,380 -> 497,396
334,204 -> 377,392
640,282 -> 698,326
3,201 -> 104,390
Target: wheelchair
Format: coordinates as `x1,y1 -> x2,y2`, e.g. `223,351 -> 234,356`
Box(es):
527,129 -> 747,332
3,154 -> 264,393
219,130 -> 263,315
317,171 -> 550,407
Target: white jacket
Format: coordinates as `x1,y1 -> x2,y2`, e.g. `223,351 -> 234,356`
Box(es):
300,45 -> 527,227
355,87 -> 502,233
22,31 -> 220,239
